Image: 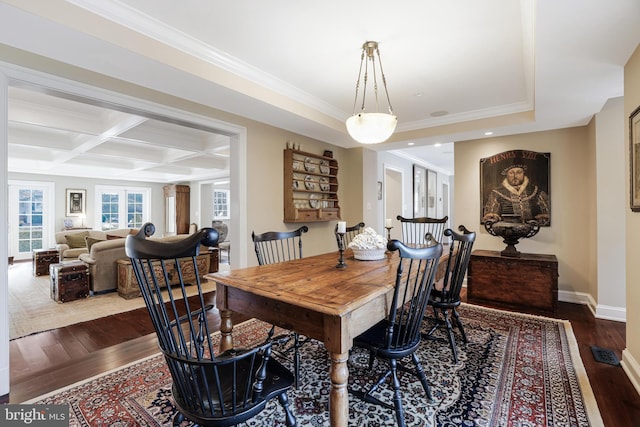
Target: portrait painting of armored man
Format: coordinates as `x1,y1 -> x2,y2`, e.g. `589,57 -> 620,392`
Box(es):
480,149 -> 551,226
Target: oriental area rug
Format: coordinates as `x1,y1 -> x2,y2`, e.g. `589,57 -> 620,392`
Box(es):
27,304 -> 603,426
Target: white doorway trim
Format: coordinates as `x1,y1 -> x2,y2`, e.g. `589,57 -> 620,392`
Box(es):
384,164 -> 404,241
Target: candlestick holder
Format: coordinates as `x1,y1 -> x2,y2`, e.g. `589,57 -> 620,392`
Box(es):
385,226 -> 393,241
384,226 -> 393,252
335,232 -> 347,269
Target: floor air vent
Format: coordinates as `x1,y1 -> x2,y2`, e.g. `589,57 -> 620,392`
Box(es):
590,346 -> 620,366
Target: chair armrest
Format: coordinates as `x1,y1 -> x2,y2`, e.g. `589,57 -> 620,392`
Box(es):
56,243 -> 70,253
78,253 -> 96,265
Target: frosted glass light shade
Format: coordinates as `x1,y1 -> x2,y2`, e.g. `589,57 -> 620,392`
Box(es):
346,112 -> 397,144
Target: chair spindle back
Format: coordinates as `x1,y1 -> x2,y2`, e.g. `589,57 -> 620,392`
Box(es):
439,225 -> 476,302
396,215 -> 448,246
252,226 -> 308,265
385,239 -> 443,352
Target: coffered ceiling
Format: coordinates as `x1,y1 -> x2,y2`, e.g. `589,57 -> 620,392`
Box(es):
8,86 -> 231,182
2,0 -> 639,181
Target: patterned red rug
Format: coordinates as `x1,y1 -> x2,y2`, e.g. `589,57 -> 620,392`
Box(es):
27,304 -> 602,426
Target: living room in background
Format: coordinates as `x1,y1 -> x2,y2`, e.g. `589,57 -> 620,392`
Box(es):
8,180 -> 55,261
94,185 -> 151,231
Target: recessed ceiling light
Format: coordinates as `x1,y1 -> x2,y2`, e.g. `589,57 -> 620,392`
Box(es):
408,142 -> 415,146
430,110 -> 449,117
434,143 -> 442,148
484,131 -> 494,136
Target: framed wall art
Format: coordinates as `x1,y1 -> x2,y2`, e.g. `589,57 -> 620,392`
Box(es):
630,106 -> 640,211
66,188 -> 86,217
427,169 -> 437,217
413,165 -> 427,217
480,149 -> 551,226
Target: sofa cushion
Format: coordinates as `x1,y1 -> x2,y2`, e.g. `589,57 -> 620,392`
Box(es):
85,236 -> 105,251
66,231 -> 90,248
106,234 -> 125,240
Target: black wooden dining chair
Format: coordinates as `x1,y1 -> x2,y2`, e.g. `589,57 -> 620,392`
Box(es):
126,223 -> 296,427
396,215 -> 448,246
424,225 -> 476,364
252,226 -> 309,266
334,221 -> 365,249
350,238 -> 443,427
252,225 -> 309,387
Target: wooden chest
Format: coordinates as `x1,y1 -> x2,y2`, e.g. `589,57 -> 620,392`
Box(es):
50,261 -> 90,303
33,249 -> 59,276
116,253 -> 211,299
467,249 -> 558,315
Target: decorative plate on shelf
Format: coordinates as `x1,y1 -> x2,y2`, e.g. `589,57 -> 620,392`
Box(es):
309,194 -> 319,209
293,160 -> 301,171
320,160 -> 330,175
304,157 -> 316,173
319,177 -> 330,191
304,175 -> 316,190
293,180 -> 299,189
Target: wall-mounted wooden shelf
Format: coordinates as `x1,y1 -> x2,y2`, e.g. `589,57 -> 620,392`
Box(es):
283,148 -> 341,222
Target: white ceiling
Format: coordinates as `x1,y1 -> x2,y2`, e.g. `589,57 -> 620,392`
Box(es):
8,86 -> 231,182
2,0 -> 639,180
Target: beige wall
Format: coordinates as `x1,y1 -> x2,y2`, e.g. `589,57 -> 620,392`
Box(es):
594,97 -> 626,314
454,127 -> 594,296
243,121 -> 350,266
340,147 -> 365,227
624,43 -> 640,393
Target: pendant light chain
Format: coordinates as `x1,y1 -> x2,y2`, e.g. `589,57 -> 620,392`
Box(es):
351,50 -> 366,115
374,44 -> 394,114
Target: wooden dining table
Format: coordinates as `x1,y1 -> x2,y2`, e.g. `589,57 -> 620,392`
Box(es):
206,249 -> 449,427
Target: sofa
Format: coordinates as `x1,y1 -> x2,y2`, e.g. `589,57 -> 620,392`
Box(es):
78,232 -> 218,295
78,238 -> 128,293
55,228 -> 134,260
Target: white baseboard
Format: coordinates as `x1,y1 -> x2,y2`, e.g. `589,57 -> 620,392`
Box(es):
621,349 -> 640,397
558,290 -> 626,323
464,285 -> 627,322
558,290 -> 593,306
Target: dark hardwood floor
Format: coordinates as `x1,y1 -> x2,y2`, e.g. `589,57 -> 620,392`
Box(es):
9,291 -> 640,426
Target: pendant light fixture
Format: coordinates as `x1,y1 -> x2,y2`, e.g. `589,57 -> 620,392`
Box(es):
345,41 -> 397,144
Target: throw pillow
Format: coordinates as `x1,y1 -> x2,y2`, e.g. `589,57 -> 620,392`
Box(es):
85,236 -> 105,252
65,231 -> 90,248
106,234 -> 125,240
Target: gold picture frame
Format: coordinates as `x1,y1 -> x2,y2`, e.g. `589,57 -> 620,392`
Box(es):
630,106 -> 640,211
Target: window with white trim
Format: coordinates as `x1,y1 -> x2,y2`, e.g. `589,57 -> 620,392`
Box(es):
95,185 -> 151,231
213,189 -> 230,219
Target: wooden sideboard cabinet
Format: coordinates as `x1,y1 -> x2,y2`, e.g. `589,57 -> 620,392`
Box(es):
467,249 -> 558,315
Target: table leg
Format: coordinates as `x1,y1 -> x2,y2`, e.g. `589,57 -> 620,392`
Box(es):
329,351 -> 349,427
219,309 -> 234,352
